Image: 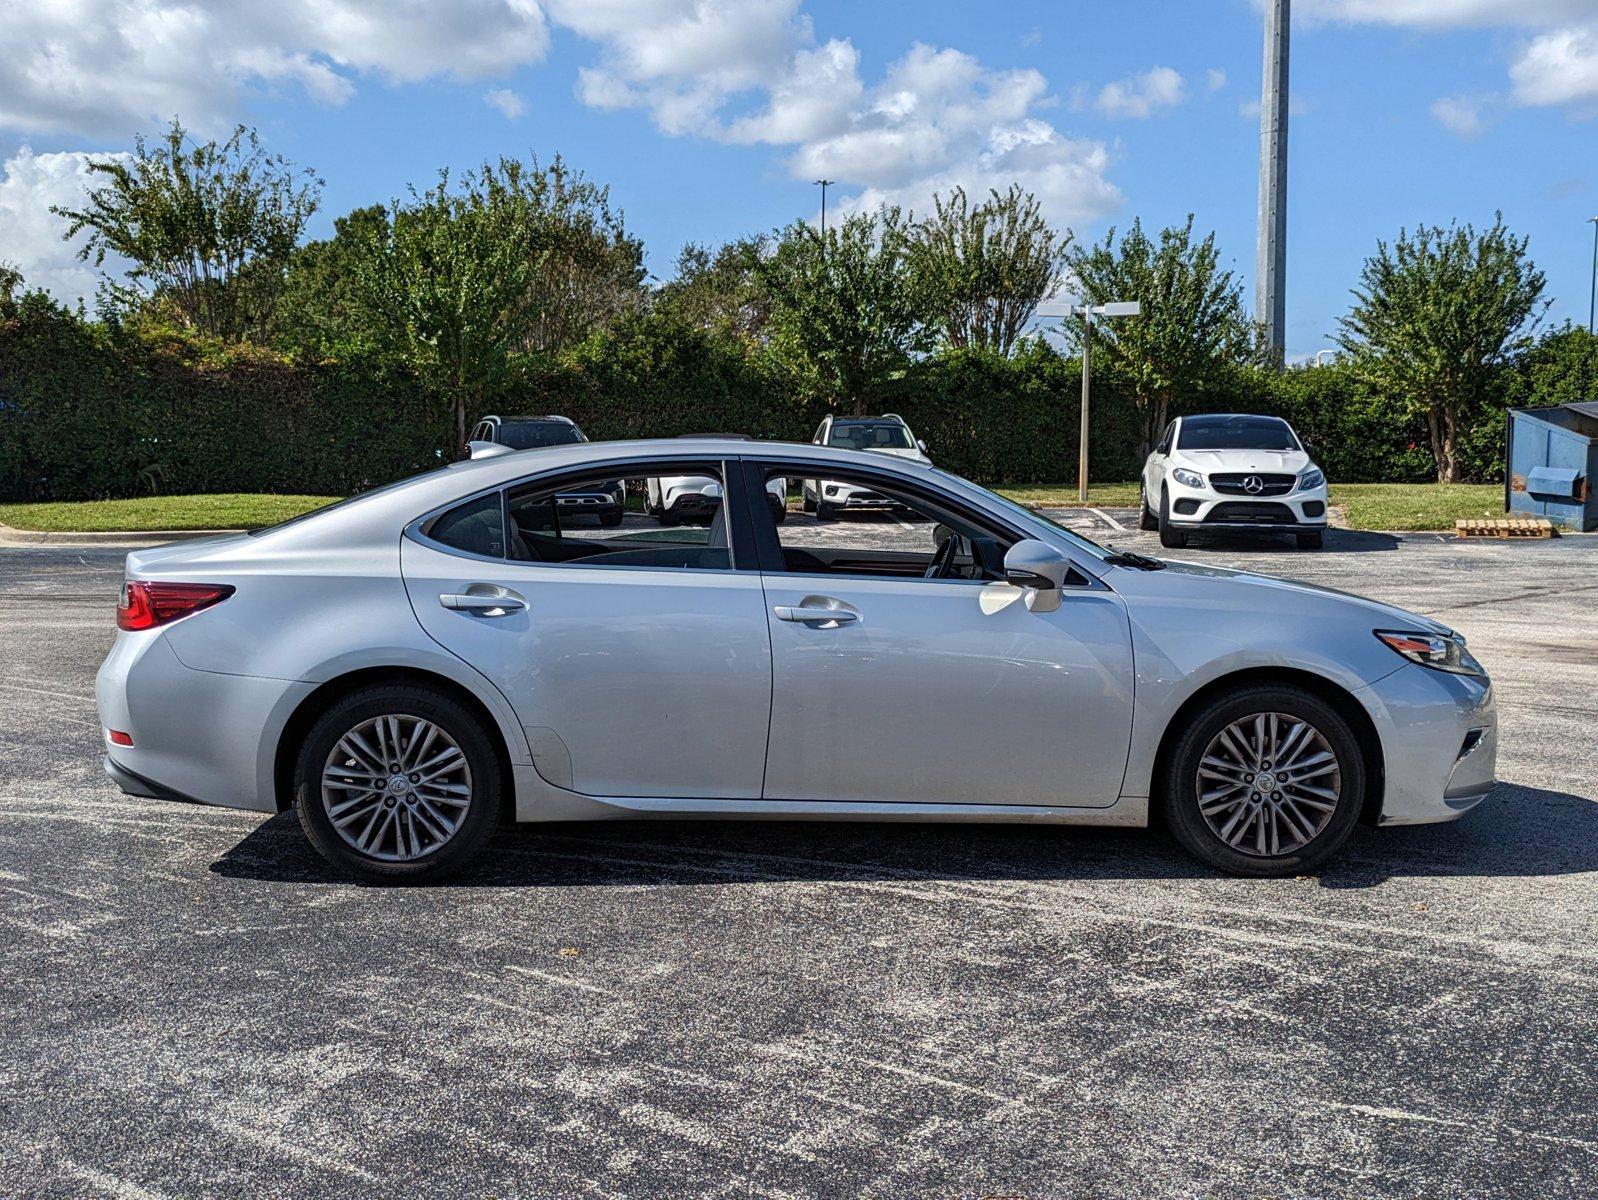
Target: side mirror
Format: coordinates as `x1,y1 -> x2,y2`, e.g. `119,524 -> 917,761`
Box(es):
917,439 -> 928,454
1003,539 -> 1070,591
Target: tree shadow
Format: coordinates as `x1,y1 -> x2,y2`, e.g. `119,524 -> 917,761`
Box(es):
211,782 -> 1593,890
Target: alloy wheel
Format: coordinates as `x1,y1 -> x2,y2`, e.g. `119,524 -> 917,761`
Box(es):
320,714 -> 474,862
1195,711 -> 1342,857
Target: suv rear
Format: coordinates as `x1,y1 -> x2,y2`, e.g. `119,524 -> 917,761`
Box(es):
466,415 -> 624,527
804,413 -> 931,519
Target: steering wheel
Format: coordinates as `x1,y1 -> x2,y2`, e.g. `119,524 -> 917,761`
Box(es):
924,531 -> 959,579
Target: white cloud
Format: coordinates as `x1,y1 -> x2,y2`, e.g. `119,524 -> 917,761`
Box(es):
0,1 -> 551,138
1429,93 -> 1490,137
1093,67 -> 1187,119
0,147 -> 131,309
1509,25 -> 1598,108
484,88 -> 527,119
1206,68 -> 1228,92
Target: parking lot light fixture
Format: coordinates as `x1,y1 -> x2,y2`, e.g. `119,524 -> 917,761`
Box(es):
1070,301 -> 1142,503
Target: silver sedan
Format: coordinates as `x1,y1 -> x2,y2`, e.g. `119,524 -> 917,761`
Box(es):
96,438 -> 1496,881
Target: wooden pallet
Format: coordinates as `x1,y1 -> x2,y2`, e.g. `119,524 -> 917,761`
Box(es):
1454,517 -> 1556,539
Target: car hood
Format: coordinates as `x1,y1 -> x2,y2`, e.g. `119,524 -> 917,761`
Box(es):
1142,557 -> 1456,637
1175,447 -> 1311,475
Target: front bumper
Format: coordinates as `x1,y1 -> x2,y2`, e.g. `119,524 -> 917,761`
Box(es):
1359,662 -> 1497,825
1165,485 -> 1328,530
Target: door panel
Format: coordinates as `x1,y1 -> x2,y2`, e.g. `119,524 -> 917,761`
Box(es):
760,575 -> 1136,807
402,537 -> 772,799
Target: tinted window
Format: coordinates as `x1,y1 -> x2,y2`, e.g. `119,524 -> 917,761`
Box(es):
827,421 -> 912,451
1178,416 -> 1299,451
428,492 -> 507,558
497,421 -> 585,449
505,469 -> 731,570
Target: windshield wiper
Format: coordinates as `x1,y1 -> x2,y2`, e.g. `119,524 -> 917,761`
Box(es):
1103,548 -> 1166,571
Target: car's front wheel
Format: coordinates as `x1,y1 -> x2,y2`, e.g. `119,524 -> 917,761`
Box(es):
295,685 -> 502,883
1158,487 -> 1187,549
1162,684 -> 1365,877
1138,483 -> 1158,531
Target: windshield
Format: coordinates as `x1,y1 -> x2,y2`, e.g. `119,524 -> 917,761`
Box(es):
828,421 -> 913,451
930,468 -> 1113,562
1178,415 -> 1300,451
498,421 -> 584,449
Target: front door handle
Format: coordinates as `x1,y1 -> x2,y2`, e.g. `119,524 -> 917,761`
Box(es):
773,602 -> 859,626
441,587 -> 526,616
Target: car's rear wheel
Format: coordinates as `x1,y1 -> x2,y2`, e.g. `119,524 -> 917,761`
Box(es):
1297,530 -> 1323,550
1138,484 -> 1158,531
815,499 -> 836,521
600,509 -> 624,528
1158,487 -> 1188,549
295,685 -> 502,883
1162,684 -> 1364,877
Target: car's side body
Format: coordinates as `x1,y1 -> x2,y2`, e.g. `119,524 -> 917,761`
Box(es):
1142,414 -> 1329,539
97,439 -> 1495,852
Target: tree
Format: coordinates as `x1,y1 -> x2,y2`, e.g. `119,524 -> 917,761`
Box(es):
757,207 -> 929,411
52,119 -> 321,341
273,205 -> 391,360
1065,215 -> 1252,455
655,236 -> 773,345
908,185 -> 1070,355
357,162 -> 549,446
1337,215 -> 1548,483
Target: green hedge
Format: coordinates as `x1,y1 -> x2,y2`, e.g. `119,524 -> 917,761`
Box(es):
4,296 -> 1588,502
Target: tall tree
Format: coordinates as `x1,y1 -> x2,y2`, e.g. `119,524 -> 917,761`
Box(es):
273,204 -> 391,360
757,207 -> 929,411
357,162 -> 548,446
1337,215 -> 1548,483
1065,215 -> 1252,454
52,119 -> 321,341
655,236 -> 772,345
908,185 -> 1070,355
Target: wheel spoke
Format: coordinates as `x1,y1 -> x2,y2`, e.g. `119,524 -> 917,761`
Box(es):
1194,711 -> 1342,859
321,713 -> 473,864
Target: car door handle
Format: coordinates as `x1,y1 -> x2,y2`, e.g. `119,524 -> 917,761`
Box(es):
440,589 -> 526,616
773,604 -> 858,625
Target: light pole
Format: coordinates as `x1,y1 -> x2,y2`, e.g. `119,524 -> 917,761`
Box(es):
1256,0 -> 1290,364
1070,301 -> 1141,503
1588,216 -> 1597,335
814,179 -> 834,238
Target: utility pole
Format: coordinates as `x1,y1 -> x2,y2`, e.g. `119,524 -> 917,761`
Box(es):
1588,216 -> 1597,335
1257,0 -> 1290,365
814,179 -> 834,238
1070,301 -> 1141,502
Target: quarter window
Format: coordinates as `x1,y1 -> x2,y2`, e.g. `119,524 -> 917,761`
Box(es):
427,492 -> 507,558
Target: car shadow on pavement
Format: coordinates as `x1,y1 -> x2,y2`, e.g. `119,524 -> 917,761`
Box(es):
1175,528 -> 1403,555
211,781 -> 1593,889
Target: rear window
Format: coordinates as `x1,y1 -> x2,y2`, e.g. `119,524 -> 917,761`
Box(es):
1178,416 -> 1299,451
497,421 -> 585,450
828,421 -> 912,450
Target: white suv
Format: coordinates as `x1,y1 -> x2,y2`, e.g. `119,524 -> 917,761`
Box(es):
804,413 -> 931,520
1140,414 -> 1329,550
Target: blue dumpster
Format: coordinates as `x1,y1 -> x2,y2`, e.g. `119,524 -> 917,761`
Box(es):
1506,401 -> 1598,532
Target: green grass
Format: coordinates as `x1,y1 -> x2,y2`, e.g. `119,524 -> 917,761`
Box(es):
0,493 -> 339,533
994,481 -> 1504,531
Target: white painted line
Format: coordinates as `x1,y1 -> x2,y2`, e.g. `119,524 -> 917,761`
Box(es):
1089,507 -> 1128,533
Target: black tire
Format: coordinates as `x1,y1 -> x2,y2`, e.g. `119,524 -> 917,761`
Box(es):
815,500 -> 836,522
599,509 -> 624,528
1158,487 -> 1188,549
803,488 -> 817,514
656,507 -> 678,526
1161,684 -> 1365,877
770,499 -> 788,525
1297,530 -> 1323,550
295,685 -> 503,883
1138,485 -> 1158,531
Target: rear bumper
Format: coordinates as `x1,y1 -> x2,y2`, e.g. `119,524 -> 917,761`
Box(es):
104,755 -> 205,806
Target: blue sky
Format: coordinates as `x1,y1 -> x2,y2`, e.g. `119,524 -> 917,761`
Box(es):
2,1 -> 1595,358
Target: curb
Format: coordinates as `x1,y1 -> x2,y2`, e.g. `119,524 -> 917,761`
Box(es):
0,523 -> 243,548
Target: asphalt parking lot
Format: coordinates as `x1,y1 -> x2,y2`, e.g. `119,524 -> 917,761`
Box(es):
2,513 -> 1595,1198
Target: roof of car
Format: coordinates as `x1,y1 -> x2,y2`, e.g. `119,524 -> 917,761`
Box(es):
1181,413 -> 1291,425
484,414 -> 576,425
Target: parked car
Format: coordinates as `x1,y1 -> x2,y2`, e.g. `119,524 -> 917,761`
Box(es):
647,438 -> 787,524
98,437 -> 1494,884
804,413 -> 930,519
1140,414 -> 1329,549
466,415 -> 624,527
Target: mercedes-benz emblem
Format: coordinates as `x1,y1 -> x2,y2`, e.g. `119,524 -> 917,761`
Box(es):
1242,475 -> 1265,494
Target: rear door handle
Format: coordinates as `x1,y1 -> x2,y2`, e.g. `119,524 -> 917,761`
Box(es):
773,603 -> 858,626
440,587 -> 526,616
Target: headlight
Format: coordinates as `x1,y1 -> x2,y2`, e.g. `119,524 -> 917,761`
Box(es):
1375,629 -> 1485,677
1171,467 -> 1204,489
1298,467 -> 1326,491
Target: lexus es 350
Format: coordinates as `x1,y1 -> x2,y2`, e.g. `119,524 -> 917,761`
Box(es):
97,439 -> 1496,882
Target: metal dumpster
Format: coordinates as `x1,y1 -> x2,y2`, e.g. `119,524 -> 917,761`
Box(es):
1506,401 -> 1598,532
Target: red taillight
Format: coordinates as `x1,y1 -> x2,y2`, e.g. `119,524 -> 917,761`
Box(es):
108,729 -> 133,747
117,581 -> 235,631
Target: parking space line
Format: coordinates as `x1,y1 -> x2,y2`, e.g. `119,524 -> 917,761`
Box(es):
1089,507 -> 1128,533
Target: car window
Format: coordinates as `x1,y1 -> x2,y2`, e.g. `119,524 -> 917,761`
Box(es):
826,421 -> 913,451
503,467 -> 732,571
427,491 -> 507,558
497,420 -> 585,450
1177,416 -> 1299,451
762,466 -> 1006,582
